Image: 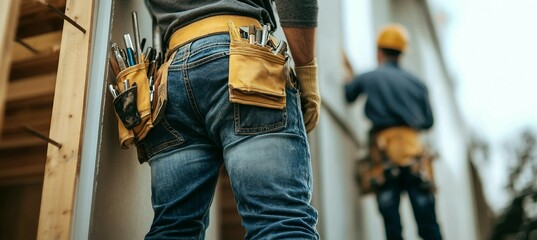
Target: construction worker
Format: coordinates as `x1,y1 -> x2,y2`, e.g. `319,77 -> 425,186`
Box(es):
345,24 -> 442,240
139,0 -> 320,239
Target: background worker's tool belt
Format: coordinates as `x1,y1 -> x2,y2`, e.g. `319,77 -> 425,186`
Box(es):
374,127 -> 423,166
355,127 -> 436,194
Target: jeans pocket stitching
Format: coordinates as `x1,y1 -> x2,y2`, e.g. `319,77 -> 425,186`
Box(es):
233,103 -> 288,135
146,119 -> 185,158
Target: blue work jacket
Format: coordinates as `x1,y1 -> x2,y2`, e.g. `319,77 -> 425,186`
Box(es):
344,60 -> 434,131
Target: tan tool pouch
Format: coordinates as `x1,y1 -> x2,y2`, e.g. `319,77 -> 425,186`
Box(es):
113,55 -> 172,149
375,127 -> 423,166
227,21 -> 288,109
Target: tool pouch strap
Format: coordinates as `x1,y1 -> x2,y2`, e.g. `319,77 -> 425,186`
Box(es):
166,15 -> 262,58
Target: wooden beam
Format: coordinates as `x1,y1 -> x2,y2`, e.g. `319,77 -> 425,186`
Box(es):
0,137 -> 47,150
0,145 -> 48,167
0,0 -> 21,141
10,52 -> 60,80
0,144 -> 46,184
37,0 -> 95,238
3,103 -> 53,136
20,0 -> 66,17
6,74 -> 56,102
12,31 -> 62,62
17,1 -> 66,39
0,164 -> 44,179
0,174 -> 44,187
5,95 -> 55,112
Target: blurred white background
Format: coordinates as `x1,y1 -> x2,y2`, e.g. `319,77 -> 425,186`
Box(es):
429,0 -> 537,213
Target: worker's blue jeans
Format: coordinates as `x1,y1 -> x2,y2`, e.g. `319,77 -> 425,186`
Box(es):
141,34 -> 319,240
376,166 -> 442,240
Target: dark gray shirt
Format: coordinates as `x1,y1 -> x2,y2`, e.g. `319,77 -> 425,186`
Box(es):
145,0 -> 318,44
345,61 -> 434,131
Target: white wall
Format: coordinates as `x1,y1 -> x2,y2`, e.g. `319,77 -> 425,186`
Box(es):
89,1 -> 154,239
313,0 -> 363,239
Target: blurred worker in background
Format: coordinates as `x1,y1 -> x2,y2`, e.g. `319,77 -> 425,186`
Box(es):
344,23 -> 442,240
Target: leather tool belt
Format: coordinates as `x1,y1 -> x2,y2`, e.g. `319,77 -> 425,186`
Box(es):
166,15 -> 262,58
373,127 -> 423,166
355,127 -> 437,194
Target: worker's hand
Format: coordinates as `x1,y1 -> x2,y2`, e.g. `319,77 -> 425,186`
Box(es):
295,59 -> 320,133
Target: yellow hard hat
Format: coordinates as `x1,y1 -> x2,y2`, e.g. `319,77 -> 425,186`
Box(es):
376,23 -> 409,52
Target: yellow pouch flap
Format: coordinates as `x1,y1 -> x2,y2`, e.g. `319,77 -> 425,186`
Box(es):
227,22 -> 288,109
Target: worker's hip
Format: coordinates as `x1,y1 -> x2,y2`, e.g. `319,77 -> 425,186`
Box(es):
137,33 -> 307,161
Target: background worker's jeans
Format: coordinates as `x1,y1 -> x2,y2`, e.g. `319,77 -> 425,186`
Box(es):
139,34 -> 319,240
376,166 -> 442,240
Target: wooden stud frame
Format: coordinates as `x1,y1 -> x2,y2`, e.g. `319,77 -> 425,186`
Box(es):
37,0 -> 95,239
0,0 -> 21,139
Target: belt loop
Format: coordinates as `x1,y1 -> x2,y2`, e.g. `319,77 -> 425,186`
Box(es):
165,47 -> 175,63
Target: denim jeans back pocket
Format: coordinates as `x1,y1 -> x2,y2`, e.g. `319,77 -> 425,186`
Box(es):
138,118 -> 185,160
233,103 -> 287,135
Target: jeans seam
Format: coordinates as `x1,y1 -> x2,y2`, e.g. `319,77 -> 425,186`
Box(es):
170,43 -> 190,66
189,41 -> 228,56
144,119 -> 185,159
181,48 -> 205,123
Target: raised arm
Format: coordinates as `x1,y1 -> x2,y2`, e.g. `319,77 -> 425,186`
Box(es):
274,0 -> 320,132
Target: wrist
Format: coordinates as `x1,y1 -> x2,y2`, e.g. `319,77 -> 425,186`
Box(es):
295,58 -> 317,68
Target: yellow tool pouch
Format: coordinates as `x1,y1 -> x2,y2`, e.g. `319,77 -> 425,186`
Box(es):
355,127 -> 438,194
227,21 -> 288,109
375,127 -> 423,166
113,56 -> 171,149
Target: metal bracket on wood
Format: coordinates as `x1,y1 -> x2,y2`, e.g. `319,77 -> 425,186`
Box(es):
23,125 -> 63,149
38,1 -> 86,34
